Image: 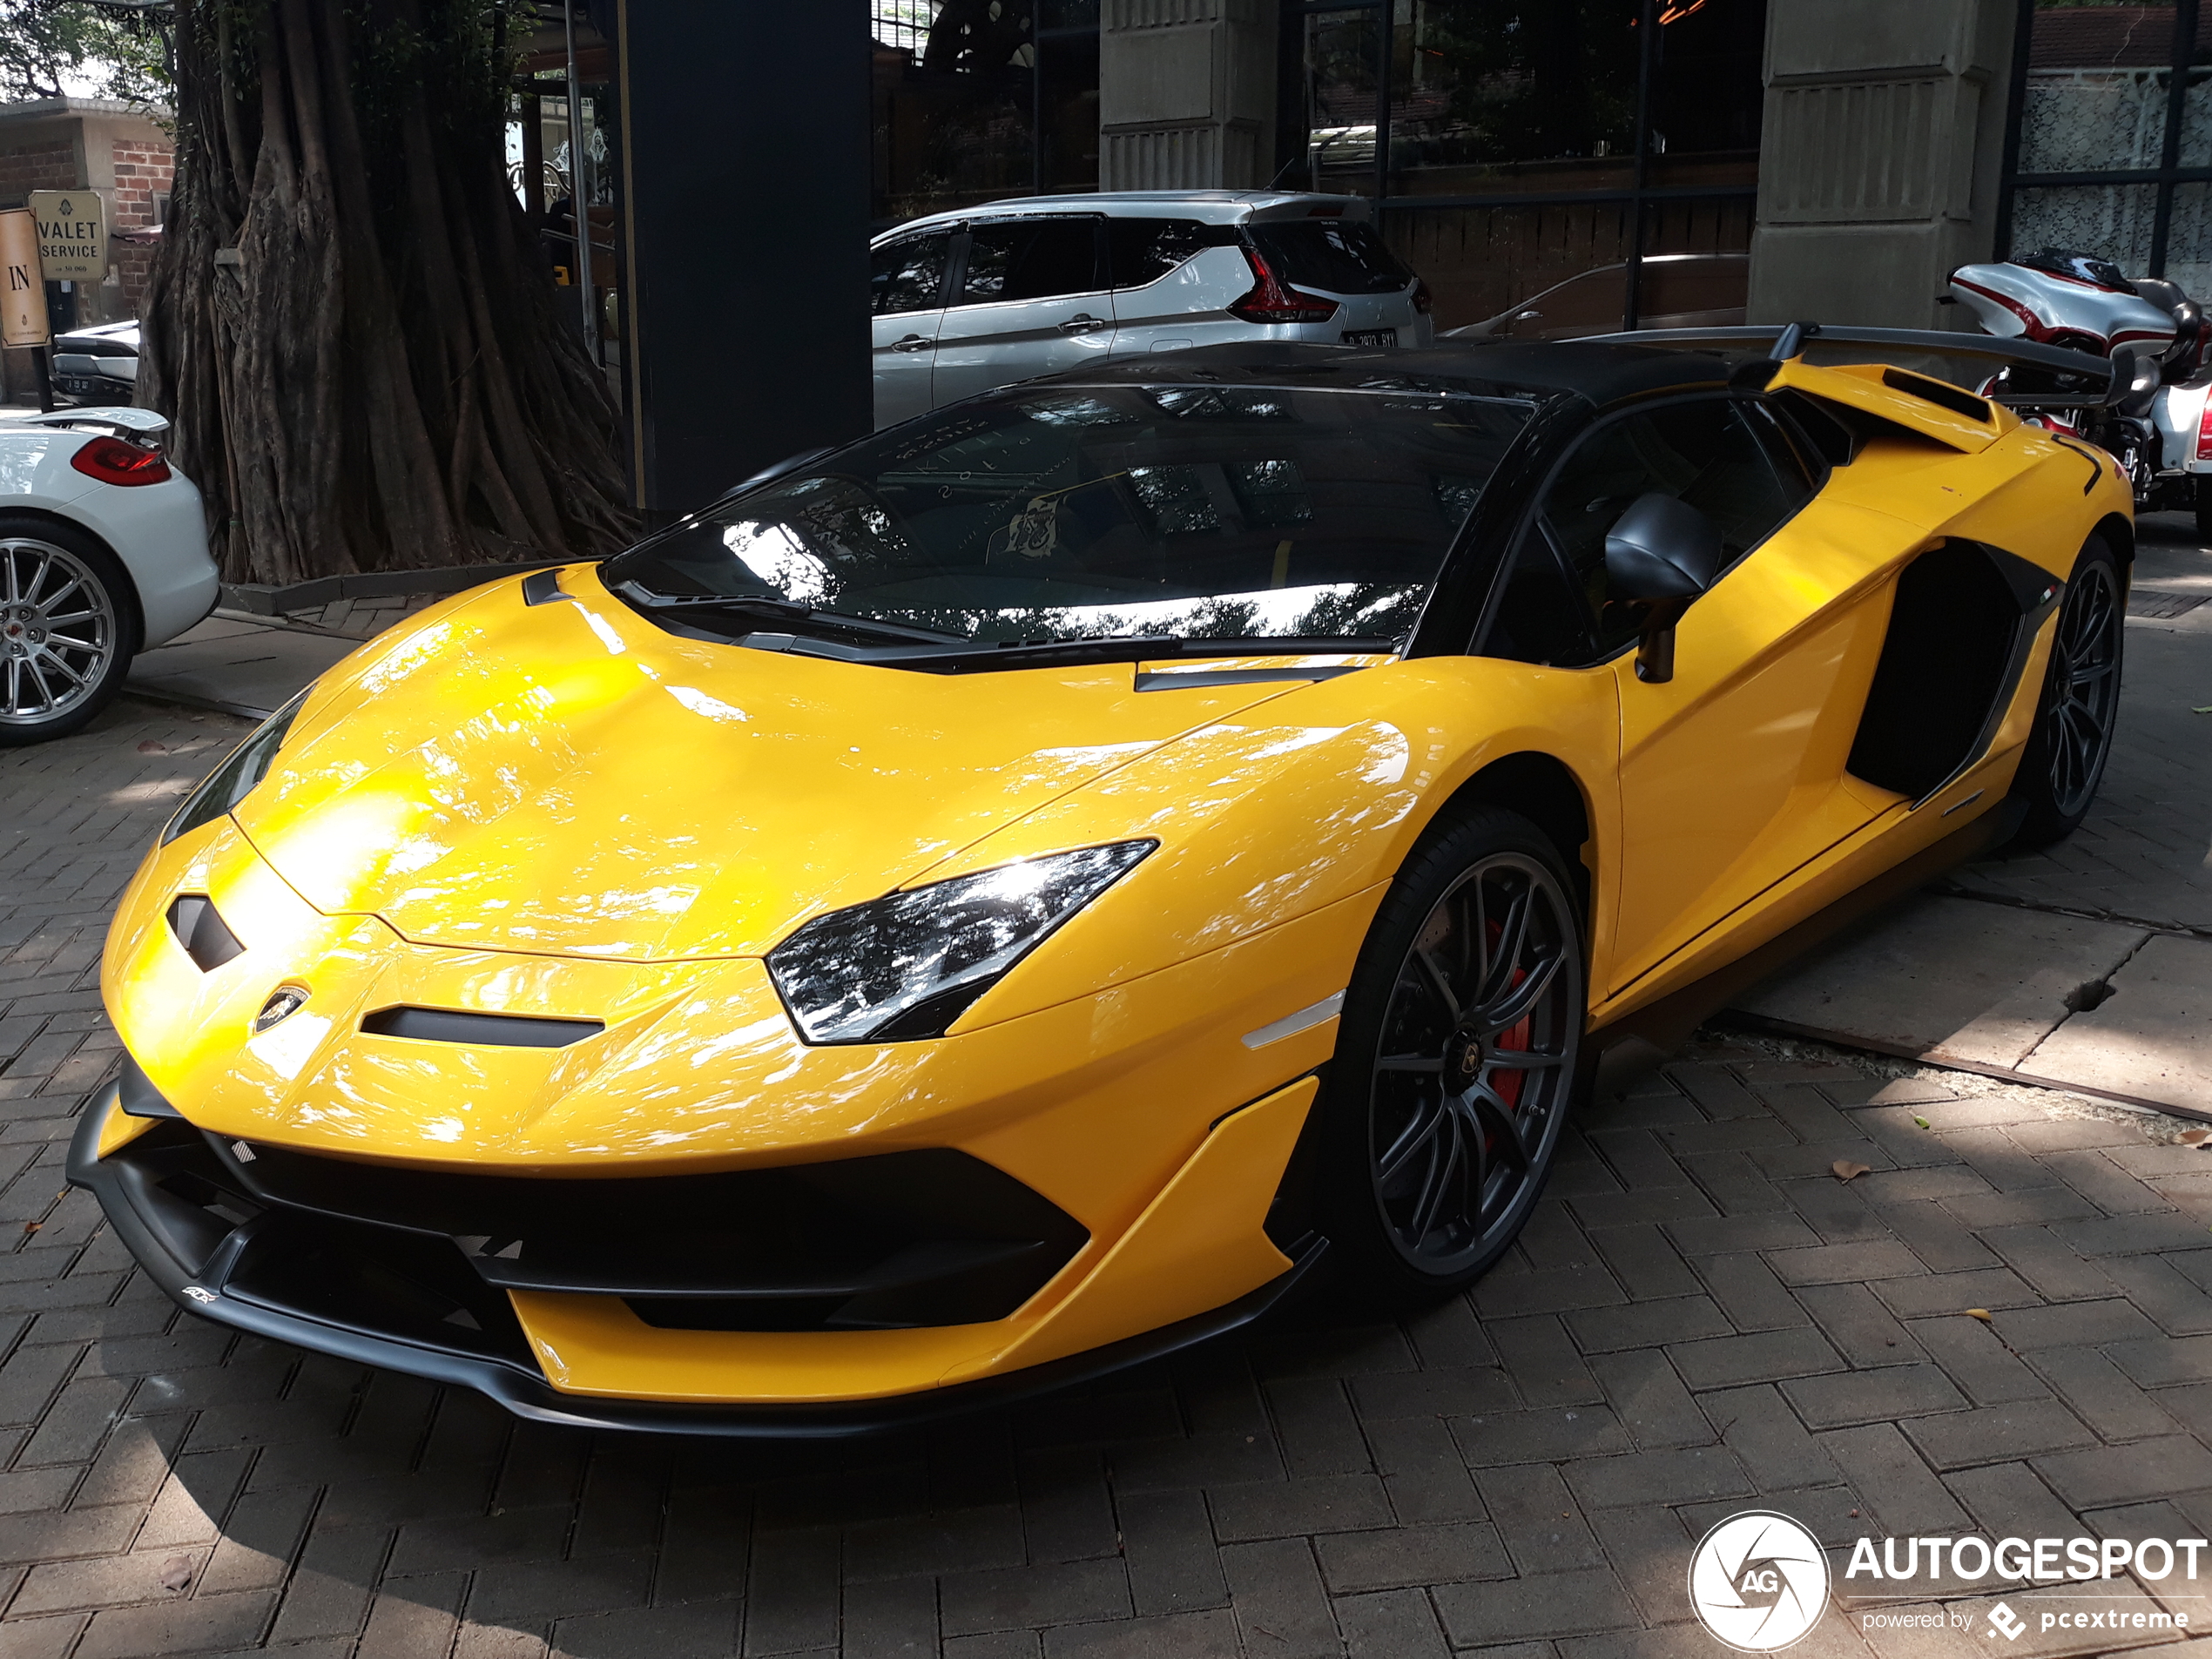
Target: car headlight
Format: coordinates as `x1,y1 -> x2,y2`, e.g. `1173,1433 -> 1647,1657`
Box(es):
766,840 -> 1156,1043
161,691 -> 308,846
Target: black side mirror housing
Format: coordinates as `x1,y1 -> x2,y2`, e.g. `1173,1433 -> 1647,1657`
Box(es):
1603,492 -> 1723,684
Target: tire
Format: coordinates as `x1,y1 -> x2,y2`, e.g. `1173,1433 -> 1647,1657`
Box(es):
2008,533 -> 2124,848
2195,475 -> 2212,543
1315,806 -> 1587,1302
0,515 -> 138,747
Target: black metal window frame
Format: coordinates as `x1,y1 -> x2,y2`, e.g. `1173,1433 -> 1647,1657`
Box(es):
1284,0 -> 1757,331
1996,0 -> 2208,273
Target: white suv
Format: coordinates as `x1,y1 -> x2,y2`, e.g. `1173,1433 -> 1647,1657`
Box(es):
868,191 -> 1433,427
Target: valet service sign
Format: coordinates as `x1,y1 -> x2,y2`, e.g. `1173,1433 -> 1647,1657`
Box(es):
1687,1511 -> 2204,1650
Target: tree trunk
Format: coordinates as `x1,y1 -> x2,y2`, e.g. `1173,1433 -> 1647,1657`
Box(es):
138,0 -> 632,583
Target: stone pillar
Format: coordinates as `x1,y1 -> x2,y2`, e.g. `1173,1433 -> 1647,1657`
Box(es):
1098,0 -> 1278,191
1746,0 -> 2018,330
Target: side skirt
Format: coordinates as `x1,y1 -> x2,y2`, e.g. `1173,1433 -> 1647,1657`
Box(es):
1585,799 -> 2024,1100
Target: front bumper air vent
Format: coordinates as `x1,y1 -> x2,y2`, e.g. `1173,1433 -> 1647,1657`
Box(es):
88,1127 -> 1088,1348
359,1008 -> 604,1049
166,895 -> 244,972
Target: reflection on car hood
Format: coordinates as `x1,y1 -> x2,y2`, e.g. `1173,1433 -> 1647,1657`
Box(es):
232,566 -> 1314,961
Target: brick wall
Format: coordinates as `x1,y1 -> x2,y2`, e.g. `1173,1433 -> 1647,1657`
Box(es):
109,137 -> 172,311
0,138 -> 75,203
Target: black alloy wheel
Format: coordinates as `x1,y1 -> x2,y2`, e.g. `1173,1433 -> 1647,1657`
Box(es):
2011,535 -> 2123,847
1320,807 -> 1585,1296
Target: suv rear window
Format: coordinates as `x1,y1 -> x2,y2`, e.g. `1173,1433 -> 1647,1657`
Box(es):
1248,221 -> 1412,295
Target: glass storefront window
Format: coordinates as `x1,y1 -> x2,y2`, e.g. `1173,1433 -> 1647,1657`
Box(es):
2164,180 -> 2212,294
2009,182 -> 2160,272
871,0 -> 1099,226
2005,3 -> 2212,290
2020,3 -> 2178,175
1647,0 -> 1765,160
1379,0 -> 1640,199
1304,8 -> 1388,195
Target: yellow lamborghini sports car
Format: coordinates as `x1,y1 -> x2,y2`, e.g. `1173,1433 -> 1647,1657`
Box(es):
74,326 -> 2131,1433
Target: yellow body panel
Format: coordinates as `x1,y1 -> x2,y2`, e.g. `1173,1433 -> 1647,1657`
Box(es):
87,396 -> 2132,1411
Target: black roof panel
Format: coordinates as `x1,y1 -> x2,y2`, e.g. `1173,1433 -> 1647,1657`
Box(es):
1032,339 -> 1733,409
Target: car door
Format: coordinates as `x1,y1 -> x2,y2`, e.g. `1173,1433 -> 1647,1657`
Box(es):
1494,395 -> 1914,995
928,216 -> 1114,408
871,228 -> 954,428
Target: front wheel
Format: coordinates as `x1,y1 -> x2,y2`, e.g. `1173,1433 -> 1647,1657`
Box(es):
1318,807 -> 1586,1300
2008,535 -> 2123,848
0,516 -> 136,747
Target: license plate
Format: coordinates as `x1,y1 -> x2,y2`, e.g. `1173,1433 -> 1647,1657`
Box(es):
1341,328 -> 1397,348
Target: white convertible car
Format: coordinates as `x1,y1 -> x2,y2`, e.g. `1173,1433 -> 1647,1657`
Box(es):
0,407 -> 215,745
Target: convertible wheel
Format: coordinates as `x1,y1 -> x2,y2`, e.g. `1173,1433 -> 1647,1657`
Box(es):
0,517 -> 134,747
2009,535 -> 2122,848
1320,807 -> 1585,1298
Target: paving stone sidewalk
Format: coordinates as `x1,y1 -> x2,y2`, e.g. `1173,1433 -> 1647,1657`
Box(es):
1735,513 -> 2212,1118
11,699 -> 2212,1656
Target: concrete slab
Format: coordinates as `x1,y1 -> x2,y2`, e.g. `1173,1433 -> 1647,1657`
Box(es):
2025,934 -> 2212,1117
125,615 -> 360,720
1733,895 -> 2149,1069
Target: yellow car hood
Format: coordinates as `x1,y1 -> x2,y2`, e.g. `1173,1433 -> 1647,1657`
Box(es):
232,570 -> 1305,961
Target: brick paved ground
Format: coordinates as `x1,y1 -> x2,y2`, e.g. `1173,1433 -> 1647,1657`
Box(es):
11,698 -> 2212,1656
263,595 -> 440,642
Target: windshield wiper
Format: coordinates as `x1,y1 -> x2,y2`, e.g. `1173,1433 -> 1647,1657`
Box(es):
615,586 -> 969,645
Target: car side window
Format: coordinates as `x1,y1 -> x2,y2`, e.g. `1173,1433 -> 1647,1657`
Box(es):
957,219 -> 1101,305
872,233 -> 951,317
1484,397 -> 1816,665
1106,218 -> 1231,288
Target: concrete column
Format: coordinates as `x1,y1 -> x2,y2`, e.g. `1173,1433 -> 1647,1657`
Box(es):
1747,0 -> 2018,330
1098,0 -> 1278,191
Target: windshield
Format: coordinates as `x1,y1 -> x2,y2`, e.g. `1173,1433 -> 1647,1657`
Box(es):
603,381 -> 1533,651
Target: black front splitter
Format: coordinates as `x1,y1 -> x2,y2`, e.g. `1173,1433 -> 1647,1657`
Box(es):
67,1083 -> 1325,1439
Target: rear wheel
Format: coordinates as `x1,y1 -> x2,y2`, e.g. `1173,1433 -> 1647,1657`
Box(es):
1318,807 -> 1585,1298
2195,475 -> 2212,542
2009,535 -> 2123,847
0,516 -> 136,747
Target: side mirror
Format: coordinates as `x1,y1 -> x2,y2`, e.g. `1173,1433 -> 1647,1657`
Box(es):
1603,492 -> 1723,685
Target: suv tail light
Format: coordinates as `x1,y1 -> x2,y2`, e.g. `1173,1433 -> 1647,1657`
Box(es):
2196,395 -> 2212,462
1228,248 -> 1340,326
69,435 -> 171,487
1412,278 -> 1433,316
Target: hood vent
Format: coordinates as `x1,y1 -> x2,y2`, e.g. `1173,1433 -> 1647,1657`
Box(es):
360,1007 -> 604,1049
167,895 -> 245,973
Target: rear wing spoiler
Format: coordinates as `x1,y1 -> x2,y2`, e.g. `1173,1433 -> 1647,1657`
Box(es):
1579,323 -> 2126,409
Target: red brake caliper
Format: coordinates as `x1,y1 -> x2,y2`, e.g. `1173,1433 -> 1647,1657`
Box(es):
1485,918 -> 1531,1111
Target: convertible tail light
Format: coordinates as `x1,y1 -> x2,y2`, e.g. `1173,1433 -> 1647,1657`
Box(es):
2195,395 -> 2212,461
1229,248 -> 1339,325
1413,278 -> 1433,316
69,434 -> 171,486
